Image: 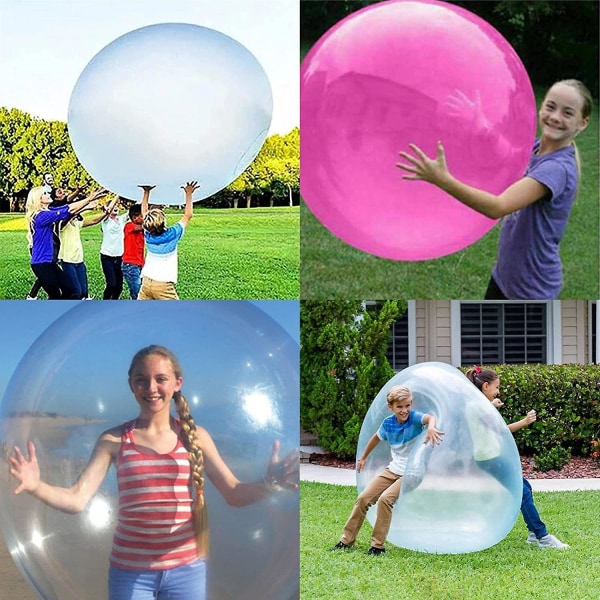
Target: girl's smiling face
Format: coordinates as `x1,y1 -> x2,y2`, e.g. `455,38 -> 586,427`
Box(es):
539,83 -> 589,145
481,377 -> 500,402
129,354 -> 182,415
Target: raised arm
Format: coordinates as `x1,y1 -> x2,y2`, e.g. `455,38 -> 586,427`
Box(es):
422,414 -> 444,446
508,409 -> 536,433
397,142 -> 548,219
138,185 -> 156,218
67,188 -> 106,215
8,431 -> 118,513
199,427 -> 296,507
180,181 -> 200,226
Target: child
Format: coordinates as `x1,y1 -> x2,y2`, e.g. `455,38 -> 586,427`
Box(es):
397,79 -> 592,300
25,186 -> 98,299
58,188 -> 109,299
121,204 -> 145,300
137,182 -> 198,300
332,385 -> 443,555
465,366 -> 569,549
99,197 -> 128,300
8,345 -> 297,600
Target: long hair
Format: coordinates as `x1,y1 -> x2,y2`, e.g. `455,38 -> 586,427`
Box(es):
128,345 -> 209,554
549,79 -> 593,191
25,186 -> 47,248
465,366 -> 498,392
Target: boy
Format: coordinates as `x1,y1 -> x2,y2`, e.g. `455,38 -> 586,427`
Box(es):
332,385 -> 443,555
137,181 -> 199,300
122,204 -> 145,299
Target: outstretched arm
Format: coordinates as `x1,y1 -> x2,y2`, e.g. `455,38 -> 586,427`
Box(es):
422,414 -> 444,446
67,188 -> 107,216
8,432 -> 118,513
508,409 -> 536,433
199,427 -> 297,507
180,181 -> 199,226
357,433 -> 380,473
138,185 -> 156,218
397,142 -> 548,219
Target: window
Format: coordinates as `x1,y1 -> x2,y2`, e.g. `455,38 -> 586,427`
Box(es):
386,311 -> 409,370
460,303 -> 547,365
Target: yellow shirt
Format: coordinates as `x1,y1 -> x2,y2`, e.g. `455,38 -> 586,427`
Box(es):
59,219 -> 84,263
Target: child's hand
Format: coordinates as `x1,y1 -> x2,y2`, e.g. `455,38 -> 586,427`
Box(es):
492,398 -> 504,408
137,185 -> 156,192
264,440 -> 299,491
524,409 -> 536,425
424,428 -> 444,447
357,457 -> 367,473
397,142 -> 450,185
9,441 -> 41,494
181,181 -> 201,194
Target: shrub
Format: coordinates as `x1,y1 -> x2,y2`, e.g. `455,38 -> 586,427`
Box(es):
533,446 -> 572,472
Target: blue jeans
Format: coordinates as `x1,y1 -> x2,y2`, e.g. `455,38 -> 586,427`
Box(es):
521,477 -> 548,538
108,559 -> 206,600
100,253 -> 123,299
122,262 -> 142,299
61,261 -> 89,299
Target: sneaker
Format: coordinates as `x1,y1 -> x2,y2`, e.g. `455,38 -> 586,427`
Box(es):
366,547 -> 385,556
534,534 -> 569,549
331,541 -> 352,551
26,295 -> 37,300
526,532 -> 537,544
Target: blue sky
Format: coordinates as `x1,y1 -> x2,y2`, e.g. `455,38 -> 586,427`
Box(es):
0,300 -> 299,407
0,0 -> 299,134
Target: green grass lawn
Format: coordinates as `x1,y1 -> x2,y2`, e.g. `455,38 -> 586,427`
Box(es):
300,86 -> 600,300
0,207 -> 299,300
301,482 -> 600,600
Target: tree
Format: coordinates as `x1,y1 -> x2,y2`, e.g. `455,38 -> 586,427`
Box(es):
300,300 -> 404,457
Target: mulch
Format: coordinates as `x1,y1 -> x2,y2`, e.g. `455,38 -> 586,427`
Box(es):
308,453 -> 600,479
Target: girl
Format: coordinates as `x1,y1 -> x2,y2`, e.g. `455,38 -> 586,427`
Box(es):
137,182 -> 198,300
59,189 -> 112,299
465,366 -> 568,549
9,345 -> 297,599
99,197 -> 128,300
25,186 -> 99,299
397,79 -> 592,300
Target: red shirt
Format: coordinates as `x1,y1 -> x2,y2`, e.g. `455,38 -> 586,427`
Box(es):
110,420 -> 198,570
122,222 -> 145,266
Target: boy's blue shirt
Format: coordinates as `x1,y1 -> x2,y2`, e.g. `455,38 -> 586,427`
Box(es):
144,222 -> 184,255
377,410 -> 426,446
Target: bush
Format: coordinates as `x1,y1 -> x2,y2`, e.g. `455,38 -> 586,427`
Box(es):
462,364 -> 600,460
533,446 -> 572,472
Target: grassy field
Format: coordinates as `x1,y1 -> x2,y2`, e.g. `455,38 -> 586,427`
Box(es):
300,86 -> 600,300
0,207 -> 299,300
301,482 -> 600,600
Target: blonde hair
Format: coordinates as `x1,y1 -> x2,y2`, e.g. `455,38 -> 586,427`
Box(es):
25,186 -> 48,248
549,79 -> 593,186
128,345 -> 209,555
143,208 -> 167,236
386,385 -> 412,406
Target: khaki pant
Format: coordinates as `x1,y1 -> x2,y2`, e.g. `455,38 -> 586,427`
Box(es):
340,468 -> 402,549
137,277 -> 179,300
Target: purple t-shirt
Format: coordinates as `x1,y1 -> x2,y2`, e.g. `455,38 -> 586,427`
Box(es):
492,139 -> 578,299
30,205 -> 70,264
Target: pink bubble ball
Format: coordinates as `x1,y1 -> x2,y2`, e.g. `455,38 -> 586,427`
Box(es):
300,0 -> 537,261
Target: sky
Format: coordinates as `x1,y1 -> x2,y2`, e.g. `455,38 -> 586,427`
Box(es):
0,300 -> 299,407
0,0 -> 299,134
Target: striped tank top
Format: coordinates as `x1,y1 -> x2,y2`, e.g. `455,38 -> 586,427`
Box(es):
109,419 -> 199,570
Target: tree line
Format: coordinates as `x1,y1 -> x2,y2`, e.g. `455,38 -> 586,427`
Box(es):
301,0 -> 599,95
0,107 -> 299,211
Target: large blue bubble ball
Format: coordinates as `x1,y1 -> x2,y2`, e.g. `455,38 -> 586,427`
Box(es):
0,301 -> 298,600
357,362 -> 522,554
68,23 -> 273,205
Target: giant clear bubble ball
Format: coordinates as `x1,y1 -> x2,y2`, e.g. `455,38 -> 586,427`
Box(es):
300,0 -> 536,260
0,302 -> 298,600
68,23 -> 273,205
357,362 -> 522,553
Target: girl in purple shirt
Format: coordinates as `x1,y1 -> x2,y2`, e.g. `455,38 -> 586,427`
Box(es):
25,186 -> 99,299
397,79 -> 592,300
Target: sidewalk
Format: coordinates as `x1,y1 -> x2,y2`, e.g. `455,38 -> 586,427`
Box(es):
300,448 -> 600,492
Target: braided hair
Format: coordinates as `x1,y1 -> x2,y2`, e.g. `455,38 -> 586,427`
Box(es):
128,345 -> 209,554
